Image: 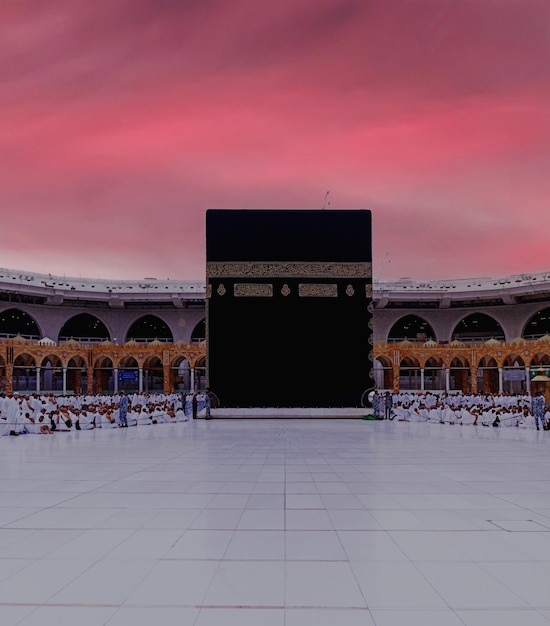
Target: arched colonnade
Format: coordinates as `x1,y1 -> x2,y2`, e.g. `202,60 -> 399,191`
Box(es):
375,336 -> 550,395
0,337 -> 206,395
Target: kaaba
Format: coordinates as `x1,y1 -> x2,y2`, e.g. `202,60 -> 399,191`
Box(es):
206,209 -> 373,408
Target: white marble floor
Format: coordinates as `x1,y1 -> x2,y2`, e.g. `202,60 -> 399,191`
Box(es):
1,419 -> 550,625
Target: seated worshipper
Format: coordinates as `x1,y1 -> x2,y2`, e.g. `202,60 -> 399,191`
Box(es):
480,407 -> 497,427
59,406 -> 75,429
442,405 -> 458,425
164,406 -> 177,423
125,406 -> 138,427
428,403 -> 443,424
22,411 -> 53,434
35,407 -> 54,433
410,403 -> 429,422
393,402 -> 411,422
98,408 -> 118,429
174,404 -> 187,422
151,403 -> 168,424
75,409 -> 95,430
499,406 -> 520,427
458,406 -> 478,426
135,405 -> 153,426
50,409 -> 73,431
518,408 -> 536,429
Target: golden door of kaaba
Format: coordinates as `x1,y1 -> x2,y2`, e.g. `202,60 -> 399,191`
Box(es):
206,209 -> 373,408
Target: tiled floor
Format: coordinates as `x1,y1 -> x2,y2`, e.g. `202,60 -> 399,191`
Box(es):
2,419 -> 550,625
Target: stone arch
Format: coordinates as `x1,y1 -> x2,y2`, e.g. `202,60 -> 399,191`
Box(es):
125,315 -> 173,343
67,355 -> 87,395
12,352 -> 37,392
452,313 -> 505,342
143,355 -> 163,392
477,355 -> 499,394
399,356 -> 421,391
0,308 -> 41,339
503,354 -> 525,367
93,356 -> 114,394
39,354 -> 63,392
118,356 -> 139,392
502,354 -> 527,394
195,355 -> 207,391
424,356 -> 444,391
374,355 -> 392,390
171,355 -> 191,392
449,356 -> 470,393
191,318 -> 206,343
531,353 -> 550,367
523,308 -> 550,339
58,313 -> 111,342
388,315 -> 436,343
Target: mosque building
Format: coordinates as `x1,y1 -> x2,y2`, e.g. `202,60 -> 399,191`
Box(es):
1,267 -> 550,399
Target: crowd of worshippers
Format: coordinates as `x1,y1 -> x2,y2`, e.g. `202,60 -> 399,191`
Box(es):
0,391 -> 211,436
372,390 -> 550,430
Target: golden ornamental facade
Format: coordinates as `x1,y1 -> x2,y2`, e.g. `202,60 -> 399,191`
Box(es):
0,336 -> 206,395
375,336 -> 550,395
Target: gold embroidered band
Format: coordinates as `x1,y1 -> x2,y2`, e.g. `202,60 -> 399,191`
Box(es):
298,283 -> 338,297
206,261 -> 371,279
234,283 -> 274,297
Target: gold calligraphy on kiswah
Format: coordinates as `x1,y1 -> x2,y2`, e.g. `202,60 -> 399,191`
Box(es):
206,261 -> 371,279
234,283 -> 274,297
298,283 -> 338,297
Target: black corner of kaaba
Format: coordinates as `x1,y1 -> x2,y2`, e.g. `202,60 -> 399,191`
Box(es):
206,209 -> 374,408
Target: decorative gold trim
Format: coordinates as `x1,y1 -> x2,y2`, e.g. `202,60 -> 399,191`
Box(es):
217,284 -> 226,296
206,284 -> 212,298
346,284 -> 355,296
207,261 -> 371,279
281,284 -> 291,296
234,283 -> 273,297
365,284 -> 373,298
298,283 -> 338,297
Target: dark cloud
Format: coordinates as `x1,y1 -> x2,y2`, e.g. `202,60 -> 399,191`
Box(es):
1,0 -> 549,280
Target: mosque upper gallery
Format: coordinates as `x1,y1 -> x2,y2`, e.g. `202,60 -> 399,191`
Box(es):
1,267 -> 550,400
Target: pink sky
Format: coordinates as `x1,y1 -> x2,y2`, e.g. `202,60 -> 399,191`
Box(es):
2,0 -> 550,281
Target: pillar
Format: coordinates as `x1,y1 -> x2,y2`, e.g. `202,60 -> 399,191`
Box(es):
420,368 -> 425,391
392,366 -> 400,393
163,365 -> 171,393
138,367 -> 143,393
86,367 -> 93,395
75,369 -> 82,395
36,366 -> 41,393
62,367 -> 67,394
114,368 -> 118,394
498,367 -> 503,393
471,366 -> 478,393
6,364 -> 13,395
190,367 -> 195,392
445,367 -> 450,392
